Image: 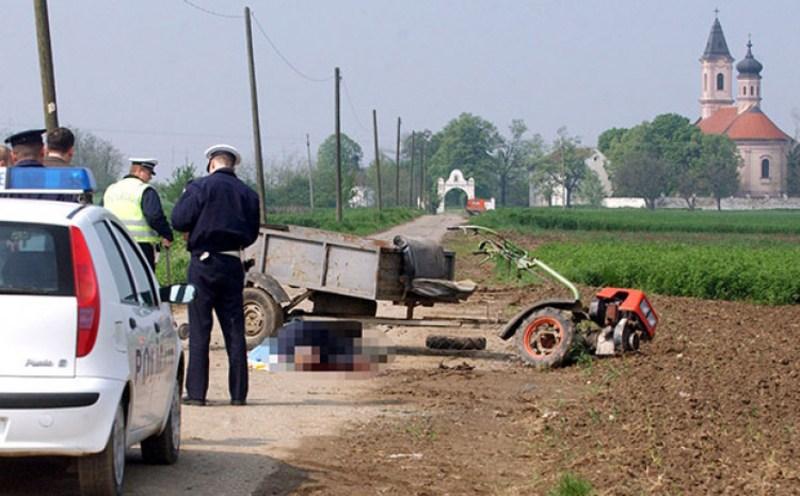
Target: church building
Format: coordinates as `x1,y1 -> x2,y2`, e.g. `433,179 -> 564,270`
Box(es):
696,15 -> 794,197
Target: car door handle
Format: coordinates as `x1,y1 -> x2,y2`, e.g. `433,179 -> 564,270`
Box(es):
129,318 -> 137,329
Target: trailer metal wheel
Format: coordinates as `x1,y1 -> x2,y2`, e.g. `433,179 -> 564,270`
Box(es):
515,308 -> 575,369
243,287 -> 283,350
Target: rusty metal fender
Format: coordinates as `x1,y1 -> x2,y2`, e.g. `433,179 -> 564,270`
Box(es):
245,271 -> 290,303
498,299 -> 584,340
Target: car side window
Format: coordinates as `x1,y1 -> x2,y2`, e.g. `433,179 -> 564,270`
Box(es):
94,221 -> 138,305
108,222 -> 159,307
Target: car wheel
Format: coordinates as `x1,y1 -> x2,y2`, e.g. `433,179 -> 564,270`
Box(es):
78,403 -> 126,496
141,369 -> 182,465
243,287 -> 283,350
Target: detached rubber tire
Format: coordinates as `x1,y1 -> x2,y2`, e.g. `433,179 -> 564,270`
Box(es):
78,404 -> 126,496
243,287 -> 283,350
515,308 -> 575,369
426,335 -> 487,350
141,367 -> 182,465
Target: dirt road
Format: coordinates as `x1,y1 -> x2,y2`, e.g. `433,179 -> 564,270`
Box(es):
0,213 -> 472,496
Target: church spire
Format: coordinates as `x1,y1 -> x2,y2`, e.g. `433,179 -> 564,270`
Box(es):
701,15 -> 733,61
699,13 -> 735,119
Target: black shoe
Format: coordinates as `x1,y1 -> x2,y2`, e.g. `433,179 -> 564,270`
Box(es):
230,399 -> 247,406
182,396 -> 206,406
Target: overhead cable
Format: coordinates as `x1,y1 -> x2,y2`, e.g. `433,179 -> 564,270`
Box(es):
251,12 -> 333,83
181,0 -> 243,19
340,77 -> 369,133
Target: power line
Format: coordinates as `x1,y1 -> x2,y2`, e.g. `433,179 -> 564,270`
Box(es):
181,0 -> 242,19
251,12 -> 333,83
340,76 -> 369,133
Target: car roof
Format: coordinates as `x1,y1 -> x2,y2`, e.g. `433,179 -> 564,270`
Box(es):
0,198 -> 101,226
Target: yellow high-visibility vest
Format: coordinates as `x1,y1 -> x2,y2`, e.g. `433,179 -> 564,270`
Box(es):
103,177 -> 159,243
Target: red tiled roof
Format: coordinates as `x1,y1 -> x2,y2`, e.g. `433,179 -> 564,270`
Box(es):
697,107 -> 791,141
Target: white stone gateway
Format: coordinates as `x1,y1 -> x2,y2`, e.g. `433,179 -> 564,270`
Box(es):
437,169 -> 485,213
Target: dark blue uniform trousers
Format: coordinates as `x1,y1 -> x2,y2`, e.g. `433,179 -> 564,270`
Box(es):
186,254 -> 248,402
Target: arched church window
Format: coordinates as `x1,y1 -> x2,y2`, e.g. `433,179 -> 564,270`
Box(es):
716,73 -> 724,91
742,87 -> 746,95
761,159 -> 770,179
704,73 -> 708,91
750,86 -> 754,96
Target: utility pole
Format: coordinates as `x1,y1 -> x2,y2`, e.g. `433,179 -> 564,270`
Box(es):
33,0 -> 58,130
244,6 -> 266,224
334,67 -> 343,222
372,109 -> 382,211
306,133 -> 315,209
408,131 -> 415,207
395,117 -> 401,206
420,138 -> 426,210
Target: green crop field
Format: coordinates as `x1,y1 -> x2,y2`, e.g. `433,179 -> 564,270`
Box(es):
461,207 -> 800,305
473,207 -> 800,235
531,240 -> 800,305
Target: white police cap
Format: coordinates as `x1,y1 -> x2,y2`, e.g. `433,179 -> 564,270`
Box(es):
129,157 -> 158,175
204,144 -> 241,166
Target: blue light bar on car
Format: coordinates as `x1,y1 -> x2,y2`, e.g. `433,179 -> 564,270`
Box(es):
0,167 -> 96,193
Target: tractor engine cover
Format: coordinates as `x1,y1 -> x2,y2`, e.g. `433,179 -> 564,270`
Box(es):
591,288 -> 659,339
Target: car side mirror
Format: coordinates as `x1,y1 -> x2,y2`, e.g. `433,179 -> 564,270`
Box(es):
160,284 -> 196,304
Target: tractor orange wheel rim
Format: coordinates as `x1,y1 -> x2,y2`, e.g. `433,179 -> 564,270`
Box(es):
522,317 -> 564,358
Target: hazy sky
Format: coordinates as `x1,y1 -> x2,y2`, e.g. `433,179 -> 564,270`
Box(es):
3,0 -> 799,177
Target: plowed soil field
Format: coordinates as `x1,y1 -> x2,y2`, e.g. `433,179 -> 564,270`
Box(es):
282,233 -> 800,495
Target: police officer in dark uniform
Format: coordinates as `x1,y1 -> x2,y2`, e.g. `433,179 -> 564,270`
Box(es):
171,144 -> 260,406
4,129 -> 46,167
1,129 -> 73,201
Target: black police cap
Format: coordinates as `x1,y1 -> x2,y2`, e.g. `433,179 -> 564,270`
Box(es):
4,129 -> 46,147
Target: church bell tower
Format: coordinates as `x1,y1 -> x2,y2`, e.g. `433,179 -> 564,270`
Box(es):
699,14 -> 734,119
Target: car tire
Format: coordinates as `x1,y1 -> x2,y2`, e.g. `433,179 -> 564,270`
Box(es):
243,287 -> 283,350
78,403 -> 126,496
141,368 -> 182,465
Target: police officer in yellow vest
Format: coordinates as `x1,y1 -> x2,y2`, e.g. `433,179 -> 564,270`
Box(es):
104,158 -> 173,270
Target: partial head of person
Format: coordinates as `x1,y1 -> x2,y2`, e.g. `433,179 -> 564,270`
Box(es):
0,145 -> 11,167
129,158 -> 158,182
205,144 -> 241,173
4,129 -> 46,164
45,127 -> 76,162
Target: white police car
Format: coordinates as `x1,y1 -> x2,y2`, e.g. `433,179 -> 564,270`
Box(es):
0,167 -> 192,495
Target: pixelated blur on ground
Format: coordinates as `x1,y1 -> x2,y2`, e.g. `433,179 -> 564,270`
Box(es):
4,214 -> 798,495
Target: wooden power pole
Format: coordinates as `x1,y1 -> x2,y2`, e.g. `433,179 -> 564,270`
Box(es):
33,0 -> 58,131
244,6 -> 267,224
306,133 -> 315,209
408,131 -> 415,207
335,67 -> 343,222
395,117 -> 401,206
420,138 -> 426,210
372,109 -> 382,211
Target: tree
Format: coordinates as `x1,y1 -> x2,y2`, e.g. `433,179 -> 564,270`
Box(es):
71,129 -> 125,192
314,133 -> 362,208
613,150 -> 671,209
694,134 -> 740,210
535,128 -> 590,208
787,144 -> 800,196
428,113 -> 500,202
576,169 -> 606,207
597,127 -> 628,155
493,119 -> 544,206
156,161 -> 197,210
